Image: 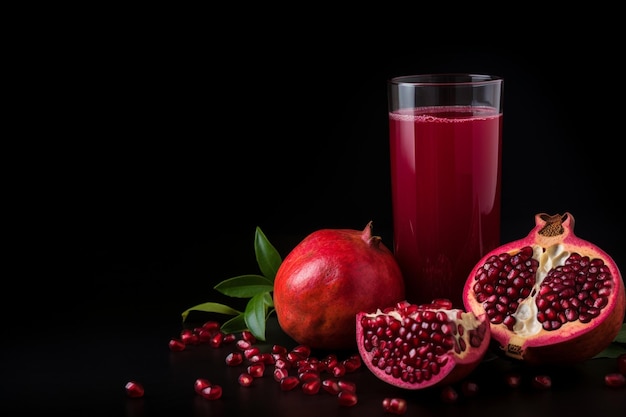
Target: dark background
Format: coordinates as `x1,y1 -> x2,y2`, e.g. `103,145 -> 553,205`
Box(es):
16,24 -> 624,331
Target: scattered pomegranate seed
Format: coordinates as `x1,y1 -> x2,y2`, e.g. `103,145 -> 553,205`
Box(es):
194,378 -> 211,394
618,353 -> 626,375
604,373 -> 626,388
338,391 -> 358,406
241,330 -> 257,344
168,338 -> 186,352
504,372 -> 522,388
461,380 -> 479,397
337,379 -> 356,393
223,333 -> 237,344
197,328 -> 214,343
382,397 -> 407,415
291,344 -> 312,358
331,363 -> 346,377
342,356 -> 361,372
238,372 -> 254,387
125,381 -> 144,398
247,363 -> 265,378
180,329 -> 199,345
244,347 -> 261,359
200,384 -> 223,400
272,344 -> 288,354
279,376 -> 300,391
322,378 -> 341,395
298,370 -> 319,382
440,385 -> 459,403
209,331 -> 224,348
225,352 -> 244,366
236,340 -> 252,350
273,368 -> 289,382
201,320 -> 221,333
532,375 -> 552,389
302,378 -> 321,395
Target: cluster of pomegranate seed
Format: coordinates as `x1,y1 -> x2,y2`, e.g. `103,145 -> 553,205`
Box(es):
168,320 -> 364,407
382,397 -> 407,414
194,378 -> 223,400
125,318 -> 623,408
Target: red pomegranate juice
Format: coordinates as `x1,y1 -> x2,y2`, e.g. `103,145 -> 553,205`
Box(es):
389,106 -> 502,308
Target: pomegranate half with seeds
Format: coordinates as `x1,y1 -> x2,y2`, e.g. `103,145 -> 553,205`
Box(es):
463,212 -> 625,365
356,299 -> 491,390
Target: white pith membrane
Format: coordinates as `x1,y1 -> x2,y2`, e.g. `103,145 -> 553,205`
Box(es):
358,303 -> 488,388
511,244 -> 570,337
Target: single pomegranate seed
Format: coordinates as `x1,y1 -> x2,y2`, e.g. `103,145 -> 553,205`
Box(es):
291,344 -> 312,358
238,372 -> 254,387
247,362 -> 265,378
273,368 -> 289,382
331,363 -> 346,377
223,333 -> 237,344
532,375 -> 552,389
280,376 -> 300,391
194,378 -> 211,394
461,380 -> 479,397
168,338 -> 186,352
338,391 -> 358,406
604,373 -> 626,388
342,356 -> 362,372
209,331 -> 224,348
244,347 -> 261,359
236,340 -> 252,350
200,385 -> 223,400
197,328 -> 214,343
504,372 -> 522,388
440,385 -> 459,403
298,370 -> 319,382
201,320 -> 221,333
618,353 -> 626,375
322,378 -> 341,395
125,381 -> 144,398
382,397 -> 407,415
225,352 -> 244,366
271,344 -> 288,354
302,378 -> 321,395
241,330 -> 257,344
337,379 -> 356,393
180,329 -> 199,345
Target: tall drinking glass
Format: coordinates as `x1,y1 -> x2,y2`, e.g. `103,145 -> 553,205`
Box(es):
388,74 -> 503,308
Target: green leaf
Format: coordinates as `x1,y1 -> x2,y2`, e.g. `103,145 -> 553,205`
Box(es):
181,302 -> 242,322
613,323 -> 626,343
255,227 -> 282,281
593,343 -> 626,359
220,313 -> 248,334
214,275 -> 274,298
244,292 -> 273,341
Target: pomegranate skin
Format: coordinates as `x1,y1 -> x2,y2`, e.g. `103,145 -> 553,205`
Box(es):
273,221 -> 405,350
463,212 -> 626,365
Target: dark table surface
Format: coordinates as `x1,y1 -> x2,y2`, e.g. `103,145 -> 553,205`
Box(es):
3,299 -> 624,417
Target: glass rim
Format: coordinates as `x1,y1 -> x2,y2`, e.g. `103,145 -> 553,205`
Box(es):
389,73 -> 503,87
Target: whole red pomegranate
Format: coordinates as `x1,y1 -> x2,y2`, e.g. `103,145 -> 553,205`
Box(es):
273,221 -> 405,350
463,212 -> 625,364
356,298 -> 491,389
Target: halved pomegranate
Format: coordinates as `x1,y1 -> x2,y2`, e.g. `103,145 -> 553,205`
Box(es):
463,212 -> 626,364
356,299 -> 491,390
